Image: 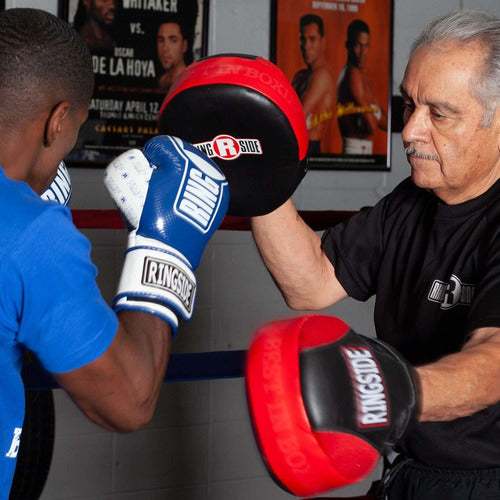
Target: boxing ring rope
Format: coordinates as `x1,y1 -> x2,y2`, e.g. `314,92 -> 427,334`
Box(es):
23,209 -> 357,390
70,209 -> 357,231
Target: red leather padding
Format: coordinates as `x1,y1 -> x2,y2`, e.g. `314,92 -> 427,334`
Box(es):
246,316 -> 380,497
298,315 -> 351,351
157,54 -> 309,217
160,55 -> 309,161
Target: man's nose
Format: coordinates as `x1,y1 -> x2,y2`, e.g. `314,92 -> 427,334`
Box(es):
402,108 -> 430,144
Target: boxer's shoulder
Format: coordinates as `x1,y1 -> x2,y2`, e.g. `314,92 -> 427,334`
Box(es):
1,173 -> 68,218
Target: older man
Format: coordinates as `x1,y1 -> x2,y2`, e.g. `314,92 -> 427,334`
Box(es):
250,10 -> 500,499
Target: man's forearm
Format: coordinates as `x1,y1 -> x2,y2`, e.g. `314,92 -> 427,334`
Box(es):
417,327 -> 500,421
251,200 -> 345,310
56,311 -> 172,433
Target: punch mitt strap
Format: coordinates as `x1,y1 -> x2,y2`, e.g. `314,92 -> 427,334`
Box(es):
158,54 -> 309,216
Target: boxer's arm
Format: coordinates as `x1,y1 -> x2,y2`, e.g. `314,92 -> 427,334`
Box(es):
55,311 -> 171,432
291,69 -> 311,98
53,137 -> 228,433
417,326 -> 500,421
251,199 -> 347,310
301,68 -> 332,120
348,67 -> 385,133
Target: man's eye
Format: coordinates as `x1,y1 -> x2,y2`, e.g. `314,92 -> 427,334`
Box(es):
402,101 -> 414,117
431,110 -> 446,120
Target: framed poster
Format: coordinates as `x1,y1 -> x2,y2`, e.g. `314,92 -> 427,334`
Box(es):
59,0 -> 209,167
271,0 -> 393,170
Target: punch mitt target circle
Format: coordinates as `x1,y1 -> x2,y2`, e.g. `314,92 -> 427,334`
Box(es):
158,54 -> 309,216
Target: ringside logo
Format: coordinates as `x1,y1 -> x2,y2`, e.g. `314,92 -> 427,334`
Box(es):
194,134 -> 263,160
142,257 -> 195,313
341,346 -> 389,428
428,274 -> 475,310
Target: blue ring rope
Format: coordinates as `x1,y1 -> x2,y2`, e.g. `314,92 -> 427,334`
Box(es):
22,350 -> 247,390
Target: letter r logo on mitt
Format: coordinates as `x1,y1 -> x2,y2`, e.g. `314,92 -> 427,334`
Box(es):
245,315 -> 420,497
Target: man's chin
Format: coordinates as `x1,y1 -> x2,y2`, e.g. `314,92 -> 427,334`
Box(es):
410,169 -> 435,190
161,60 -> 173,71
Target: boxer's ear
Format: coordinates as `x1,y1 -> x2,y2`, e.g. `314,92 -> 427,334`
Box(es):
157,54 -> 309,217
43,102 -> 70,147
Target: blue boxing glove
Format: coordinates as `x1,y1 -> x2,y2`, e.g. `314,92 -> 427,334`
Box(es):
41,161 -> 72,205
104,135 -> 229,333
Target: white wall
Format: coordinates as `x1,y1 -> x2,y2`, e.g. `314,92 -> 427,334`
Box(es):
6,0 -> 499,498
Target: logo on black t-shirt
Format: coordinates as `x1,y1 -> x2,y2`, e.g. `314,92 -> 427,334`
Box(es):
428,274 -> 475,310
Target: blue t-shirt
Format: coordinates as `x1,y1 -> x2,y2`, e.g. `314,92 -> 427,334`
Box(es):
0,167 -> 117,497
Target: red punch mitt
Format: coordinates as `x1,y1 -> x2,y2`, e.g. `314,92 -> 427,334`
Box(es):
245,315 -> 420,497
158,54 -> 309,217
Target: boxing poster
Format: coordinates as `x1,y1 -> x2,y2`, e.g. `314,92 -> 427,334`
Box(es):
271,0 -> 393,170
59,0 -> 208,166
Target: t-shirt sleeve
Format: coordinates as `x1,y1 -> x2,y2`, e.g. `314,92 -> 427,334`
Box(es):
320,179 -> 418,302
321,201 -> 386,301
467,222 -> 500,333
7,205 -> 118,373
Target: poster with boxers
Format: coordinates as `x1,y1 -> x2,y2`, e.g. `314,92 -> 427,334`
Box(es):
59,0 -> 209,167
271,0 -> 393,170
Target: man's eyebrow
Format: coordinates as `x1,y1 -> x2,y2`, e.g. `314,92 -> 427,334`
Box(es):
399,84 -> 411,100
429,100 -> 461,115
399,83 -> 461,114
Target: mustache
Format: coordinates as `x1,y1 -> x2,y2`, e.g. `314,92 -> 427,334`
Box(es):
404,146 -> 438,162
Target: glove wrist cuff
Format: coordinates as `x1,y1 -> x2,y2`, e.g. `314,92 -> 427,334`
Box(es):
127,234 -> 191,266
114,240 -> 197,333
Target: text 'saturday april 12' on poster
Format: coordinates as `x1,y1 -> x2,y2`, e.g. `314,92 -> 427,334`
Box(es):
62,0 -> 208,166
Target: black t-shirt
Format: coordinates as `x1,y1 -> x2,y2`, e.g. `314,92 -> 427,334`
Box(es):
321,177 -> 500,468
